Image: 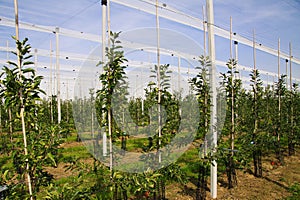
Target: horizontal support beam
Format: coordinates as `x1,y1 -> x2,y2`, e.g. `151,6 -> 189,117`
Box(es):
110,0 -> 300,65
1,12 -> 299,66
0,41 -> 300,81
0,17 -> 100,42
1,13 -> 299,68
0,46 -> 99,62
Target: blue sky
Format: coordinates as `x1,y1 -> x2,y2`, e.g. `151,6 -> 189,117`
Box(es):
0,0 -> 300,98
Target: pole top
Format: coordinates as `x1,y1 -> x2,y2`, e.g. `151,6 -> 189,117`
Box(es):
53,27 -> 59,34
101,0 -> 107,6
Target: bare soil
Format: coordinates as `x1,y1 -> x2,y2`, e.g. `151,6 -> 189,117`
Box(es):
166,151 -> 300,200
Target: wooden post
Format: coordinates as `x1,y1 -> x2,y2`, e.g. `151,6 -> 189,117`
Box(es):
14,0 -> 33,199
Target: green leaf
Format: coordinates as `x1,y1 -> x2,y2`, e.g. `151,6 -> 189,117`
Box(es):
47,152 -> 57,167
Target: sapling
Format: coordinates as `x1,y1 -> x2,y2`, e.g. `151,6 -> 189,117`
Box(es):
189,55 -> 211,199
287,83 -> 299,156
249,69 -> 264,177
220,59 -> 242,188
0,38 -> 61,199
274,75 -> 287,165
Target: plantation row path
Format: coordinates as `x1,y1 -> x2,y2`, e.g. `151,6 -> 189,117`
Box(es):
44,138 -> 300,200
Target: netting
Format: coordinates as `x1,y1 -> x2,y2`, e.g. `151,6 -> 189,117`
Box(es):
72,27 -> 226,172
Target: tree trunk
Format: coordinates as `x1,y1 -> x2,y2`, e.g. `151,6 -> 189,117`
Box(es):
258,149 -> 262,177
288,106 -> 295,156
226,153 -> 237,189
196,163 -> 207,200
276,84 -> 284,165
275,136 -> 284,165
253,148 -> 262,177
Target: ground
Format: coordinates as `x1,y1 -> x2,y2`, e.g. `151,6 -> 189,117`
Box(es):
166,152 -> 300,200
47,140 -> 300,200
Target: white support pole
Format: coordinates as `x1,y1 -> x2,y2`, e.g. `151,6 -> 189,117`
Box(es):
278,38 -> 280,80
234,41 -> 239,79
106,0 -> 113,174
103,131 -> 107,156
66,80 -> 69,121
230,16 -> 232,59
206,0 -> 217,198
50,40 -> 54,123
49,41 -> 52,96
102,0 -> 107,65
230,17 -> 237,80
202,5 -> 206,57
156,0 -> 162,164
234,41 -> 238,61
203,4 -> 208,153
277,38 -> 281,144
107,0 -> 111,44
289,43 -> 292,90
101,0 -> 109,164
178,56 -> 181,91
285,59 -> 288,88
253,30 -> 256,71
55,27 -> 61,124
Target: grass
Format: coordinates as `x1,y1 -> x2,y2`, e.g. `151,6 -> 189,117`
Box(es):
176,144 -> 201,178
59,144 -> 92,163
113,136 -> 150,152
0,156 -> 13,171
64,132 -> 79,142
286,183 -> 300,200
